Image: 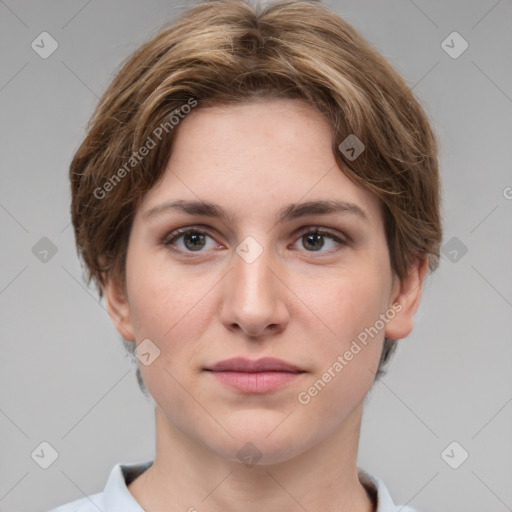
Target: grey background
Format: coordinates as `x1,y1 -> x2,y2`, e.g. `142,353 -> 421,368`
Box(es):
1,0 -> 511,511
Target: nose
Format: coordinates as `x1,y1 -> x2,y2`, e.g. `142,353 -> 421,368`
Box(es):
219,240 -> 290,339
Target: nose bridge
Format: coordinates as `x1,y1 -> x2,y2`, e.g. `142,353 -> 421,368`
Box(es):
221,235 -> 288,336
233,237 -> 277,305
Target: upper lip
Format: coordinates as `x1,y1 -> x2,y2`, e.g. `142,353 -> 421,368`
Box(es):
205,357 -> 304,373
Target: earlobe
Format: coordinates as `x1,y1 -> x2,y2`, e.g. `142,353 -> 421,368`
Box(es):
384,256 -> 428,341
103,273 -> 135,342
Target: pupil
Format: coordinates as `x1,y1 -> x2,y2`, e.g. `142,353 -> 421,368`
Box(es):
185,233 -> 205,251
304,233 -> 323,251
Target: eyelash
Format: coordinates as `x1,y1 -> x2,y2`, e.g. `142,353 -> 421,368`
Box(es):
160,225 -> 348,256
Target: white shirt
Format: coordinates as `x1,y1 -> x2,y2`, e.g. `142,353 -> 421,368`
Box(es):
48,460 -> 419,512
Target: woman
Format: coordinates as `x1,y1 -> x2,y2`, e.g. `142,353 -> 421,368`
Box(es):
50,0 -> 441,510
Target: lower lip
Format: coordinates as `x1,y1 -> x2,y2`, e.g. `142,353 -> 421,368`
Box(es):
207,371 -> 303,393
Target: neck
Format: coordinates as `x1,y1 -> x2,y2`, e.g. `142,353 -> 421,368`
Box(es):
128,405 -> 375,512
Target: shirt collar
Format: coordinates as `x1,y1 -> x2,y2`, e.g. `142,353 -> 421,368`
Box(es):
358,468 -> 410,511
103,460 -> 152,511
103,461 -> 411,512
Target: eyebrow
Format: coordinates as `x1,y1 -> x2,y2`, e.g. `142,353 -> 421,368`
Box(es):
143,199 -> 369,223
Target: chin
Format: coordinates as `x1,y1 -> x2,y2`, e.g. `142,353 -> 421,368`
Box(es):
220,439 -> 302,467
207,423 -> 309,467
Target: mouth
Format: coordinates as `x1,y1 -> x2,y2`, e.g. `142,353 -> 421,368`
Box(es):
203,357 -> 306,393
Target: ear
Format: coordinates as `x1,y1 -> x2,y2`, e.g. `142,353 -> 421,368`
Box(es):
384,255 -> 428,340
103,272 -> 136,342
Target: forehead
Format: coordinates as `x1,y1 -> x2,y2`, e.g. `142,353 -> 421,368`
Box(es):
138,98 -> 382,227
169,98 -> 333,171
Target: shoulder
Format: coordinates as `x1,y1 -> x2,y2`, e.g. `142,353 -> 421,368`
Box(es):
358,468 -> 421,512
46,460 -> 152,512
47,492 -> 104,512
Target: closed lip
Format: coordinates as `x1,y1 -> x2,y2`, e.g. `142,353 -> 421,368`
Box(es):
204,357 -> 305,373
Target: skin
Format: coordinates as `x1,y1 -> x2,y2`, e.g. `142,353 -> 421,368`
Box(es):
104,98 -> 427,512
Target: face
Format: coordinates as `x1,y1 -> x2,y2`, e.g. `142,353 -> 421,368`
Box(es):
106,98 -> 423,465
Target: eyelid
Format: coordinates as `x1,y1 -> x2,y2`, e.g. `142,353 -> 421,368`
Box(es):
291,226 -> 349,254
294,225 -> 348,242
160,225 -> 216,246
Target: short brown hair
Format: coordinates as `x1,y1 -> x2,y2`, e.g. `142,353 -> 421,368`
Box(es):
69,0 -> 442,387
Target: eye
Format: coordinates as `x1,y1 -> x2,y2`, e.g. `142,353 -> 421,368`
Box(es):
292,227 -> 347,253
162,227 -> 219,253
161,226 -> 347,256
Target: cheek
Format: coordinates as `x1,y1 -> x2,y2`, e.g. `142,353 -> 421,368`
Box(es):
126,243 -> 208,338
126,262 -> 210,410
303,263 -> 389,342
299,262 -> 389,383
292,270 -> 386,425
125,250 -> 219,393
